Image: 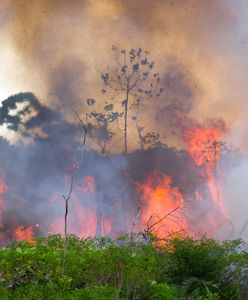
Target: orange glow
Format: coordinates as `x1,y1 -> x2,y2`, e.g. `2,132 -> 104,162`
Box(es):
102,217 -> 112,236
76,176 -> 95,193
138,172 -> 188,238
48,218 -> 64,235
14,226 -> 35,243
183,127 -> 223,167
72,176 -> 97,237
195,191 -> 202,201
0,180 -> 7,230
183,126 -> 227,219
49,176 -> 97,237
73,197 -> 97,237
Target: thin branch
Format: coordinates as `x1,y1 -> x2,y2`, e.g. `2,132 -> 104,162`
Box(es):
130,199 -> 143,242
146,205 -> 183,232
62,111 -> 87,270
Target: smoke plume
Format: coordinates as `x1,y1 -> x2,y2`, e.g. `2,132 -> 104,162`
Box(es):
0,1 -> 247,240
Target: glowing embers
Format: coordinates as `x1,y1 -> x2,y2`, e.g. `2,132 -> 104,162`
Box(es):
138,172 -> 188,238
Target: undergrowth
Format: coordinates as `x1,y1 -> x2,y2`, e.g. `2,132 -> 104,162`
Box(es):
0,234 -> 247,299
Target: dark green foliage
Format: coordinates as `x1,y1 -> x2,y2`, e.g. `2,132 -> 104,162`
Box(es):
165,237 -> 230,283
0,235 -> 246,299
146,283 -> 179,300
181,277 -> 219,299
163,237 -> 247,299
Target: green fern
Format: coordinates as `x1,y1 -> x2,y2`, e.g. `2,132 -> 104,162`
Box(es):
182,277 -> 219,299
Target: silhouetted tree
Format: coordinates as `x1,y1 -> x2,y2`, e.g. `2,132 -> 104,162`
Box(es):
90,46 -> 163,153
85,46 -> 163,236
86,91 -> 126,154
132,115 -> 162,150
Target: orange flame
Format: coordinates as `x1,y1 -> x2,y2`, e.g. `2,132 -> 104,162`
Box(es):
49,176 -> 97,237
14,226 -> 35,243
73,197 -> 97,237
183,126 -> 227,221
72,176 -> 97,237
138,172 -> 188,238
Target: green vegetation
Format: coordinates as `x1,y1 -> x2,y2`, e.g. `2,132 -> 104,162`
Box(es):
0,234 -> 247,299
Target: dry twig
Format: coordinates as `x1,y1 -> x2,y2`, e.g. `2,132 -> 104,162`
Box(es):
62,111 -> 87,269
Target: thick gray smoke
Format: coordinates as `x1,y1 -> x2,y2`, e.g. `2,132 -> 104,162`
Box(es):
223,154 -> 248,240
0,92 -> 218,242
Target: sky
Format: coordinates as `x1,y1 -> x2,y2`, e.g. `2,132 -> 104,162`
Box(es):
0,1 -> 247,150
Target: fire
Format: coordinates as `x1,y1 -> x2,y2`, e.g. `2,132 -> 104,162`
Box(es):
183,126 -> 228,225
14,226 -> 35,243
49,207 -> 97,238
0,180 -> 7,230
72,197 -> 97,237
49,176 -> 97,237
76,176 -> 95,193
138,172 -> 188,238
102,217 -> 112,236
183,127 -> 224,167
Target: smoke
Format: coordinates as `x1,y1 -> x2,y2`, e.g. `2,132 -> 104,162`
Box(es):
0,1 -> 247,240
0,1 -> 244,130
222,153 -> 248,240
0,92 -> 208,241
0,0 -> 246,151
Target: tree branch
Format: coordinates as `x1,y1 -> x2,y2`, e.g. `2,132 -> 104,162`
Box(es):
62,111 -> 87,271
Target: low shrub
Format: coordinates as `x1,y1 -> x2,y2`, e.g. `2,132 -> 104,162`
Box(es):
0,234 -> 246,299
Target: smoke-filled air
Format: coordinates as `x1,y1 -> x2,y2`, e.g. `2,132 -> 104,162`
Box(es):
0,0 -> 248,244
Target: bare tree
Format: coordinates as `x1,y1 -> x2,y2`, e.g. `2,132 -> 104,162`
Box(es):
62,111 -> 87,267
133,116 -> 145,150
98,46 -> 163,153
130,198 -> 143,242
203,139 -> 228,211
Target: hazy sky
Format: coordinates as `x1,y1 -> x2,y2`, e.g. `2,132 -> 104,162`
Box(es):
1,0 -> 248,239
0,0 -> 248,150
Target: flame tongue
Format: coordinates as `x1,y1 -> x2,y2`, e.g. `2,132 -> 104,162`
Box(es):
183,127 -> 223,167
138,172 -> 188,238
183,126 -> 228,225
14,226 -> 34,243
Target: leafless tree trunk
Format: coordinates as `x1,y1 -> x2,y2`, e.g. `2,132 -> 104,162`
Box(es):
95,194 -> 103,236
238,218 -> 248,238
124,82 -> 130,154
213,141 -> 221,210
130,199 -> 143,242
62,111 -> 87,269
